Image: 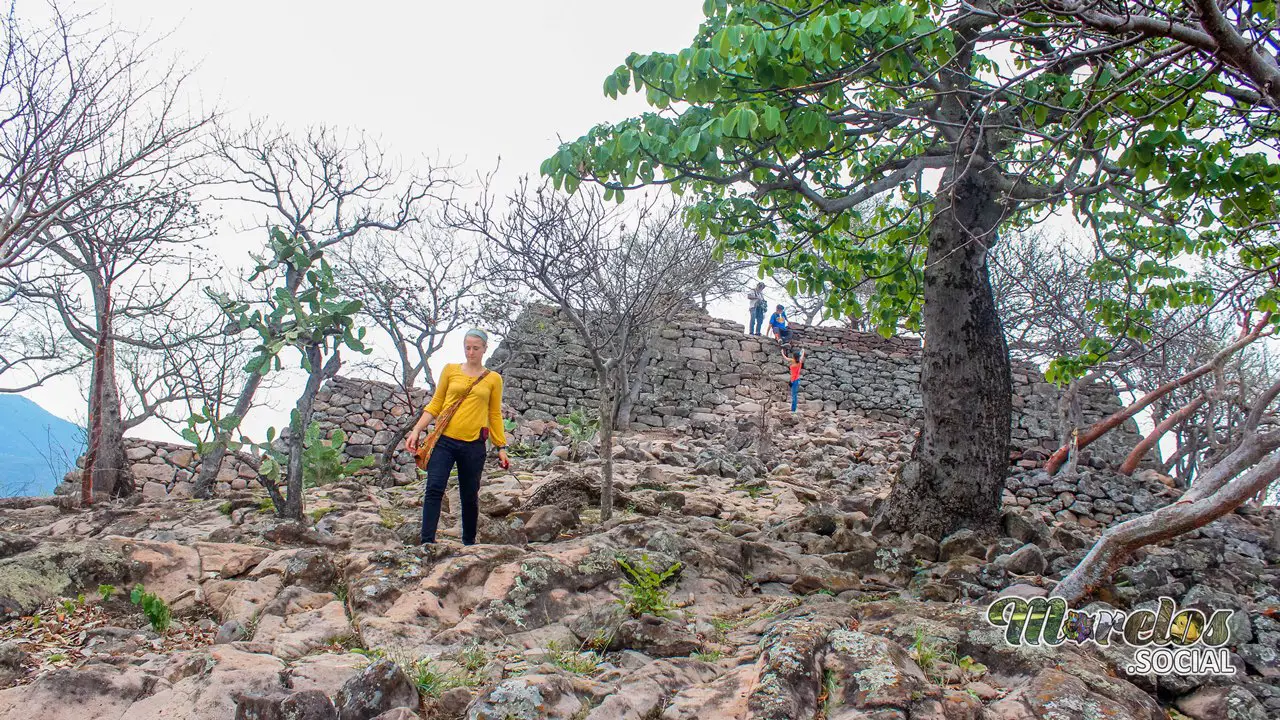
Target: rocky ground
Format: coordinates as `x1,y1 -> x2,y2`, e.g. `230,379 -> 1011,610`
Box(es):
0,408 -> 1276,720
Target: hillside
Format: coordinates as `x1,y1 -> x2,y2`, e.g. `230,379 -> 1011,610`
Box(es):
0,396 -> 82,498
0,407 -> 1274,720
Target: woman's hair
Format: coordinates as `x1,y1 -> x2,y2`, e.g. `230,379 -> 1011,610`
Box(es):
464,328 -> 489,346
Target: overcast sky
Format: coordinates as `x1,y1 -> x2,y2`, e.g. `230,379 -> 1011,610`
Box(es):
19,0 -> 773,441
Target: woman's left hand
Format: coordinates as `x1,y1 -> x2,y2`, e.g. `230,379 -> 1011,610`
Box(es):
497,448 -> 510,469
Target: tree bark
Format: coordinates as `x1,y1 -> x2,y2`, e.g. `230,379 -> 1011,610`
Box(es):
82,311 -> 107,505
193,371 -> 264,498
874,168 -> 1012,539
615,344 -> 654,430
1119,394 -> 1208,475
599,378 -> 616,522
94,336 -> 132,498
1058,378 -> 1085,475
84,288 -> 132,499
281,345 -> 341,520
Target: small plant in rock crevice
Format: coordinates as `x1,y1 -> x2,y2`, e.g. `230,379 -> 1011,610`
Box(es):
817,668 -> 840,719
692,649 -> 723,663
910,627 -> 956,683
456,642 -> 489,674
557,407 -> 600,443
130,584 -> 172,632
378,507 -> 403,529
547,639 -> 602,675
354,648 -> 483,698
615,553 -> 682,618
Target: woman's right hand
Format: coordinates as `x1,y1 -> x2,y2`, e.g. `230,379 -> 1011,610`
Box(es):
405,432 -> 419,453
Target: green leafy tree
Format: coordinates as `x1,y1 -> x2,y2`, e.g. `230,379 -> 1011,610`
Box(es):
209,228 -> 370,519
542,0 -> 1280,541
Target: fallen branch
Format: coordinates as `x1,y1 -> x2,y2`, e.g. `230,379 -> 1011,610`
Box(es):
1053,430 -> 1280,604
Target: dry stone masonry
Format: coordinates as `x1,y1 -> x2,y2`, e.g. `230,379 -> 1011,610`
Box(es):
59,438 -> 262,500
71,306 -> 1149,495
308,375 -> 428,481
491,305 -> 1145,468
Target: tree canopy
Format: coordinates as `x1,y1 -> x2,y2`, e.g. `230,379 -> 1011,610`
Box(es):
542,0 -> 1280,376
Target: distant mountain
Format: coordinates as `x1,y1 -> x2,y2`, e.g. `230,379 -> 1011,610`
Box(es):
0,395 -> 83,497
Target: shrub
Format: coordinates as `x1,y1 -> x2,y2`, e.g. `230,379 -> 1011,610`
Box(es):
130,584 -> 172,632
256,421 -> 376,491
557,408 -> 599,443
615,553 -> 682,618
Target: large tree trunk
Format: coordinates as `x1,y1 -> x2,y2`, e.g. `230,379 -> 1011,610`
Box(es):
875,168 -> 1012,539
84,288 -> 132,499
193,371 -> 264,498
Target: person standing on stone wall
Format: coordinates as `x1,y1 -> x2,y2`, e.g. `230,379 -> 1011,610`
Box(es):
406,328 -> 510,546
747,282 -> 767,335
785,346 -> 806,412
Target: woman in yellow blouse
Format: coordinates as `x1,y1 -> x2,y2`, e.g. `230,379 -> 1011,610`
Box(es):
406,328 -> 508,545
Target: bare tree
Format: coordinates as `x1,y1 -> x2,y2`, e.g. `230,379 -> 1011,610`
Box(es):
0,295 -> 88,391
988,230 -> 1280,480
0,6 -> 210,271
122,302 -> 267,441
191,123 -> 451,498
449,179 -> 733,520
2,181 -> 215,497
332,227 -> 485,477
990,231 -> 1158,473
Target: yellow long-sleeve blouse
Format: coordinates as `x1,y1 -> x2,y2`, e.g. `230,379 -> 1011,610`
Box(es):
424,364 -> 506,447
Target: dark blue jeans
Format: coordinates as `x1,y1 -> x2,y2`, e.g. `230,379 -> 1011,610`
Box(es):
790,379 -> 800,411
749,306 -> 765,335
421,435 -> 486,545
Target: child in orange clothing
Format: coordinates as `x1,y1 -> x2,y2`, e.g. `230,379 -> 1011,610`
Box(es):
784,346 -> 806,412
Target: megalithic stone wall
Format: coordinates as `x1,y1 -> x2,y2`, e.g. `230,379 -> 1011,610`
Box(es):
488,304 -> 1147,469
